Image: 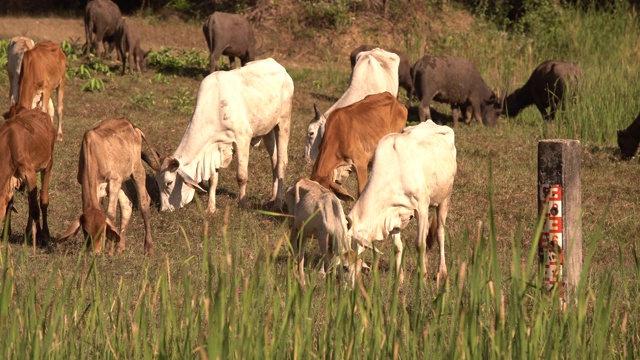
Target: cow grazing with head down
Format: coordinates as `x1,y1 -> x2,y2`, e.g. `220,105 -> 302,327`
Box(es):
504,60 -> 583,121
7,37 -> 55,115
202,12 -> 256,73
58,118 -> 160,254
310,92 -> 407,200
84,0 -> 122,58
0,105 -> 56,247
347,121 -> 456,285
411,54 -> 504,126
155,58 -> 293,214
19,41 -> 66,141
618,112 -> 640,160
305,48 -> 400,162
350,45 -> 413,97
114,17 -> 150,76
285,178 -> 360,287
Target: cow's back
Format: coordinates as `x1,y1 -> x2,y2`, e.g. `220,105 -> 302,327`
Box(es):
204,12 -> 255,53
0,109 -> 56,168
85,0 -> 122,35
7,36 -> 35,104
350,45 -> 412,93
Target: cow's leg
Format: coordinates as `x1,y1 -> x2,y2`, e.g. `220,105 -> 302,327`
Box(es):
416,204 -> 431,283
418,98 -> 431,122
24,172 -> 40,248
273,113 -> 291,210
354,162 -> 368,196
451,105 -> 460,127
55,82 -> 65,142
464,106 -> 473,124
114,189 -> 132,254
317,231 -> 330,279
207,170 -> 219,214
210,47 -> 223,73
262,131 -> 280,209
228,55 -> 237,69
39,167 -> 52,244
119,46 -> 127,76
234,139 -> 251,208
535,101 -> 550,121
105,179 -> 122,254
472,104 -> 484,126
132,167 -> 153,255
392,233 -> 404,285
435,198 -> 450,287
291,228 -> 306,288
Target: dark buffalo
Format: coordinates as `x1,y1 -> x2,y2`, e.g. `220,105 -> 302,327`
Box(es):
115,18 -> 150,75
84,0 -> 122,58
350,45 -> 413,97
618,112 -> 640,160
504,60 -> 583,121
410,54 -> 504,126
202,12 -> 256,73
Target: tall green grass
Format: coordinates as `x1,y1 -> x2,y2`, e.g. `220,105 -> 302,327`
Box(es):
1,197 -> 638,358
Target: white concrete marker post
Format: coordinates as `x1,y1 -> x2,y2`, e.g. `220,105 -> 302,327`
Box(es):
538,140 -> 583,303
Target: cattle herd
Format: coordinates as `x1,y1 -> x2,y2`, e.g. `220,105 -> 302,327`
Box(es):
3,0 -> 640,287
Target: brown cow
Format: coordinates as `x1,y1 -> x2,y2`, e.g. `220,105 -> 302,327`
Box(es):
19,41 -> 66,141
114,17 -> 150,76
310,92 -> 407,201
58,118 -> 160,254
84,0 -> 122,58
0,105 -> 56,247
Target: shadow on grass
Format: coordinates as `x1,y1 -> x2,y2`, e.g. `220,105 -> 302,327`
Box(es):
406,105 -> 452,125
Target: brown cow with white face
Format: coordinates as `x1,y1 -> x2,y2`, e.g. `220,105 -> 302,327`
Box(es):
58,118 -> 159,254
19,41 -> 66,141
0,105 -> 56,247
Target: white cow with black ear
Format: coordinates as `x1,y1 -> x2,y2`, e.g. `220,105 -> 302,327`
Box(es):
155,58 -> 293,213
304,48 -> 399,162
347,121 -> 457,285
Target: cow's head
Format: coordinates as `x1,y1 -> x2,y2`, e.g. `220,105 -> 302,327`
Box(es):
304,104 -> 326,163
481,92 -> 504,127
58,208 -> 120,254
618,128 -> 639,160
155,157 -> 207,212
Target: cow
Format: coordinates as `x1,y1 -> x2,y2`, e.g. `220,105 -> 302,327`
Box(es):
58,118 -> 160,254
6,36 -> 54,115
202,12 -> 256,73
504,60 -> 583,121
410,54 -> 504,126
84,0 -> 122,58
310,92 -> 407,200
618,112 -> 640,160
347,120 -> 456,286
0,105 -> 56,247
19,41 -> 66,141
349,45 -> 413,97
305,48 -> 400,162
155,58 -> 293,214
285,178 -> 360,287
114,17 -> 150,76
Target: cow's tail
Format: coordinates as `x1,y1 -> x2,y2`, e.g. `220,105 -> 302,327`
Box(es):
409,59 -> 419,102
136,126 -> 162,171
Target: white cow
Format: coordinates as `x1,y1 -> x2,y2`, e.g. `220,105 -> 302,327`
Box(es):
347,121 -> 457,285
6,36 -> 54,114
304,48 -> 400,162
285,178 -> 360,287
155,58 -> 293,213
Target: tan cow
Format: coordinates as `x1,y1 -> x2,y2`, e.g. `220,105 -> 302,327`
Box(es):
0,105 -> 56,247
6,36 -> 54,114
19,41 -> 66,141
310,92 -> 407,201
58,118 -> 160,254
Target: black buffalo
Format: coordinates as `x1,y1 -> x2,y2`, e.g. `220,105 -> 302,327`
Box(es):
504,60 -> 583,121
115,18 -> 150,75
350,45 -> 413,97
84,0 -> 122,58
410,54 -> 504,126
618,112 -> 640,160
202,12 -> 256,73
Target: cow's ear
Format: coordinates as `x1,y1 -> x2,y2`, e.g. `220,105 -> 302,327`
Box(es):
104,216 -> 121,243
58,217 -> 81,242
177,169 -> 207,193
162,157 -> 180,172
329,183 -> 355,202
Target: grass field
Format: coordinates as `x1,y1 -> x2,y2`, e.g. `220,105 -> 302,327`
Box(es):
1,1 -> 640,357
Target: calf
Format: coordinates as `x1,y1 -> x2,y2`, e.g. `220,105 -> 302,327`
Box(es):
58,118 -> 159,254
411,54 -> 504,126
84,0 -> 122,58
347,121 -> 456,285
202,12 -> 256,73
349,45 -> 413,97
115,17 -> 150,75
0,105 -> 56,246
7,37 -> 54,115
19,41 -> 66,141
504,60 -> 583,121
618,112 -> 640,160
310,92 -> 407,200
285,178 -> 359,287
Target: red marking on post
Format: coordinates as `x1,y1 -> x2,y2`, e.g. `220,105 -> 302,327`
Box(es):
540,184 -> 563,295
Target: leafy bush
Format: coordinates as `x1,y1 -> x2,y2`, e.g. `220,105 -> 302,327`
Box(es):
148,47 -> 208,75
301,0 -> 355,30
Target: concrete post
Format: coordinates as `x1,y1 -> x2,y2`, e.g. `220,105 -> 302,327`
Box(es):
538,140 -> 582,303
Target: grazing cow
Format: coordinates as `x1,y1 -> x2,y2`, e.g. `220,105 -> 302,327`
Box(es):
310,92 -> 407,200
155,58 -> 293,213
7,36 -> 55,115
350,45 -> 413,97
58,118 -> 159,254
0,105 -> 56,246
618,112 -> 640,160
504,60 -> 583,121
411,54 -> 504,126
19,41 -> 66,141
114,17 -> 150,75
285,178 -> 359,287
347,121 -> 456,285
202,12 -> 256,73
84,0 -> 122,58
305,48 -> 400,162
